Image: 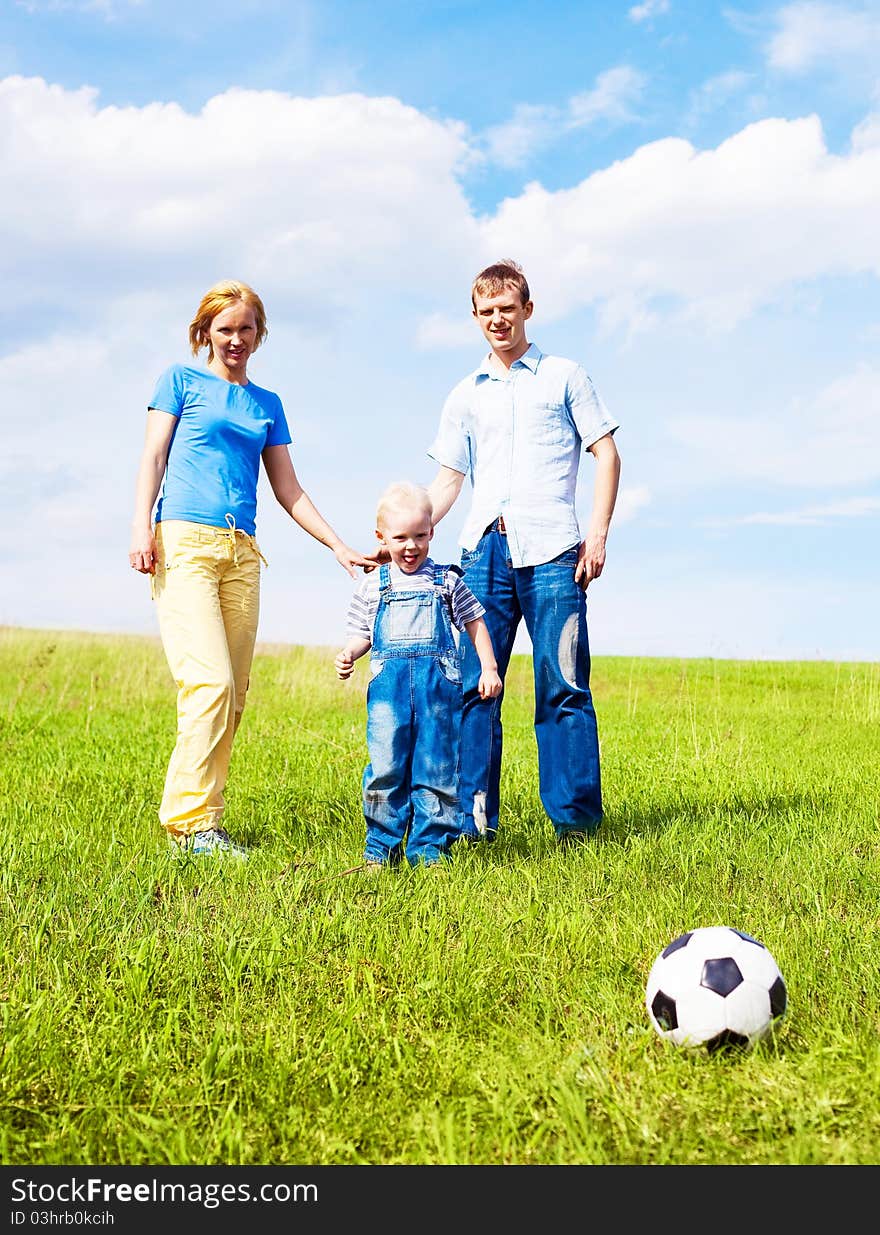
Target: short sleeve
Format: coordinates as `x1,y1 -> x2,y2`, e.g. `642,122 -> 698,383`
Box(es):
148,365 -> 185,417
345,576 -> 376,642
448,573 -> 485,630
265,394 -> 292,448
566,366 -> 619,450
427,384 -> 471,474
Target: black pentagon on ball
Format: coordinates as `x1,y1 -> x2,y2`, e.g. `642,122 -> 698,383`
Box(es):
769,975 -> 788,1018
651,990 -> 678,1031
701,956 -> 743,996
731,928 -> 765,949
661,933 -> 692,959
705,1029 -> 751,1054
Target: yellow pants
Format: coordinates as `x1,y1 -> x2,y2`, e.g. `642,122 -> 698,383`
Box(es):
152,519 -> 264,839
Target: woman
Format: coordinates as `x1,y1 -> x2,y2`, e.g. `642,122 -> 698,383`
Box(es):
129,279 -> 369,858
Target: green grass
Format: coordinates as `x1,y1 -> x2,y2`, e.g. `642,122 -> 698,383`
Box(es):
1,626 -> 878,1165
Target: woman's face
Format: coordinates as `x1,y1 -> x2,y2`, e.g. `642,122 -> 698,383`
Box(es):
208,301 -> 259,376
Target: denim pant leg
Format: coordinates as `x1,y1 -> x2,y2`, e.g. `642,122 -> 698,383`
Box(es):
517,546 -> 603,835
459,532 -> 521,838
407,660 -> 462,865
362,660 -> 413,862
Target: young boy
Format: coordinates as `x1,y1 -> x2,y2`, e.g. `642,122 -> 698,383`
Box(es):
335,481 -> 501,869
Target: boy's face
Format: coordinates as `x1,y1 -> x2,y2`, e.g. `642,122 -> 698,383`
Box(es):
377,505 -> 434,573
472,283 -> 533,358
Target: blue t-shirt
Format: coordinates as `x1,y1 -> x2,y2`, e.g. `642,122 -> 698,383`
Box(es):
149,364 -> 292,536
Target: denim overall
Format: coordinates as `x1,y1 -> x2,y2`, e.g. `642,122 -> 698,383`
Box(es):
362,563 -> 463,866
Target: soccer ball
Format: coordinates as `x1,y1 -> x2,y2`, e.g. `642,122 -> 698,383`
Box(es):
645,926 -> 787,1053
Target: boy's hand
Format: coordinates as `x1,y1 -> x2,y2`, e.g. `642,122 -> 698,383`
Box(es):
335,650 -> 355,680
478,668 -> 502,699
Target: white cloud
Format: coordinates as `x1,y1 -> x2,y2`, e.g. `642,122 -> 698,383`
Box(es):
0,75 -> 490,643
415,313 -> 476,351
569,67 -> 645,128
732,495 -> 880,525
687,70 -> 752,121
0,76 -> 479,323
851,109 -> 880,150
482,113 -> 880,332
3,75 -> 880,658
589,567 -> 878,660
15,75 -> 878,358
767,1 -> 880,72
612,485 -> 652,524
15,0 -> 143,15
674,363 -> 880,489
484,67 -> 645,168
484,102 -> 556,168
628,0 -> 670,23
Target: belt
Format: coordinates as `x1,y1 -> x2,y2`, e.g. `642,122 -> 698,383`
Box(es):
484,515 -> 506,535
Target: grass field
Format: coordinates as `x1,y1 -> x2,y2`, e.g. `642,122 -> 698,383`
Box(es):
1,625 -> 878,1167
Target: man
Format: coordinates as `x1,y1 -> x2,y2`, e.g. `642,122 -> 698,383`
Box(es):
427,259 -> 620,847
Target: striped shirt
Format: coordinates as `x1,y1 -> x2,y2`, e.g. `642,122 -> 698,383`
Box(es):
346,559 -> 485,643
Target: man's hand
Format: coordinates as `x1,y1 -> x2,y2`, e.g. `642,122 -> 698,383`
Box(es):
574,534 -> 607,591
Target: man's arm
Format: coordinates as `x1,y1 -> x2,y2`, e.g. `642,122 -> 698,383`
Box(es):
427,466 -> 465,524
576,433 -> 621,590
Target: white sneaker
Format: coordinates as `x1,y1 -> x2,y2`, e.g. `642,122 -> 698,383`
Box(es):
171,828 -> 248,860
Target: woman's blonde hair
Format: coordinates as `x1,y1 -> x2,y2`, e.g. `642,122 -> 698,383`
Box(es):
188,280 -> 269,359
376,481 -> 434,530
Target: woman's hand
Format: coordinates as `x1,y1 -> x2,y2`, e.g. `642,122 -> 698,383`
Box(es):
129,528 -> 158,575
332,543 -> 373,579
360,545 -> 390,573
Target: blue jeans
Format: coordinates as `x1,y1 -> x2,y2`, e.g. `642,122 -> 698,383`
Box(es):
362,564 -> 463,866
458,529 -> 602,840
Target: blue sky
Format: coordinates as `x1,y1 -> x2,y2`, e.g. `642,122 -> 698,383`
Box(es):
2,0 -> 879,660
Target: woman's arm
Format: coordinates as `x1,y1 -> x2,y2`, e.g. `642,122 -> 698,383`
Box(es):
261,444 -> 370,578
129,411 -> 177,574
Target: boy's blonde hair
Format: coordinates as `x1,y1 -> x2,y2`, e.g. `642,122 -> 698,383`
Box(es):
188,279 -> 269,360
376,481 -> 433,530
471,258 -> 530,308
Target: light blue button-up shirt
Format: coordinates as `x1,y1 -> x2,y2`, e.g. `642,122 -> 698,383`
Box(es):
428,343 -> 619,568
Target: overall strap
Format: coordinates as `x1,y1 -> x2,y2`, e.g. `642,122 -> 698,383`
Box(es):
433,564 -> 447,589
379,564 -> 392,592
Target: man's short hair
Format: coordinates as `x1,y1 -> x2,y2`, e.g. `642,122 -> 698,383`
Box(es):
376,481 -> 434,530
471,259 -> 530,308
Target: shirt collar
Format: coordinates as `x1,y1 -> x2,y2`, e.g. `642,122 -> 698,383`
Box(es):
475,342 -> 543,379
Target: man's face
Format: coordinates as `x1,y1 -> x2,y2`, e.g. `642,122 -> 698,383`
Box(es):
472,284 -> 533,358
376,505 -> 433,573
